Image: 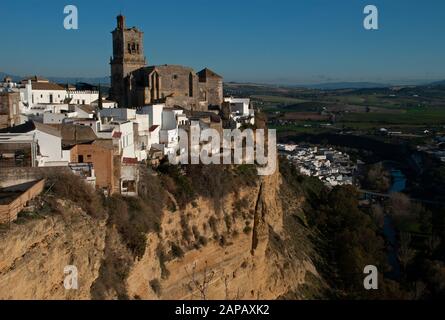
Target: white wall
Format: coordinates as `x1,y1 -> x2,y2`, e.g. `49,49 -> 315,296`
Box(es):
43,112 -> 77,124
67,91 -> 99,105
115,121 -> 135,159
139,104 -> 164,127
27,104 -> 70,116
34,130 -> 65,166
32,90 -> 66,104
224,97 -> 250,116
72,119 -> 101,133
100,108 -> 136,120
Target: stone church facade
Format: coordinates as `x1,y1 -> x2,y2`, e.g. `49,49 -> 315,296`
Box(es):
110,15 -> 223,110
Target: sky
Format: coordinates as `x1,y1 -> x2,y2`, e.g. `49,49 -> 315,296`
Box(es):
0,0 -> 445,85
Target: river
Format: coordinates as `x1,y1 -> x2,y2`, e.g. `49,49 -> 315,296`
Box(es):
383,169 -> 407,280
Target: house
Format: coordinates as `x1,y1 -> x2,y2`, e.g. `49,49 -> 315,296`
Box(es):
91,98 -> 118,109
21,76 -> 67,105
223,97 -> 255,128
100,108 -> 150,161
71,118 -> 102,133
0,121 -> 68,167
66,90 -> 99,105
69,139 -> 117,195
43,110 -> 77,124
70,104 -> 97,119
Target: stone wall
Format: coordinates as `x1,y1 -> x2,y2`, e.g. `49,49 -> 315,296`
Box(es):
0,167 -> 70,188
0,91 -> 21,129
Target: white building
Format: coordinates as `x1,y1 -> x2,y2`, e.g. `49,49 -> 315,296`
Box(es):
224,97 -> 255,128
66,90 -> 99,105
92,98 -> 118,109
0,121 -> 68,167
24,77 -> 67,105
138,104 -> 164,127
43,111 -> 77,124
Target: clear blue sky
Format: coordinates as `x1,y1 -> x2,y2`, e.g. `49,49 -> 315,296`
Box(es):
1,0 -> 444,84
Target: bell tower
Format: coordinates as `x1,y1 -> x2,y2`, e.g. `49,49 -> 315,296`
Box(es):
110,15 -> 146,107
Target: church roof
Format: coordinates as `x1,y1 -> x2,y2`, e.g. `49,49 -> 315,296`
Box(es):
197,68 -> 223,80
143,64 -> 195,75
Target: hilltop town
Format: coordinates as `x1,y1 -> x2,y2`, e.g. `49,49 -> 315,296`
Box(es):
1,10 -> 444,303
0,15 -> 255,222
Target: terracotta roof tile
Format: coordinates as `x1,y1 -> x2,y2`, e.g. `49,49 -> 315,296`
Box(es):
112,131 -> 122,138
122,157 -> 138,164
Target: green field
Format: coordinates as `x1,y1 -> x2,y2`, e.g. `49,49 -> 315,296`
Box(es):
251,95 -> 307,105
342,106 -> 445,125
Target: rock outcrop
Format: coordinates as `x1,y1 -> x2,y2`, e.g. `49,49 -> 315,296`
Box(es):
0,200 -> 106,299
0,169 -> 322,299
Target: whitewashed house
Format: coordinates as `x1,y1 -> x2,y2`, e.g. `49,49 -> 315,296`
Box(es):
66,90 -> 99,105
0,121 -> 68,167
224,97 -> 255,128
100,108 -> 150,161
92,98 -> 118,109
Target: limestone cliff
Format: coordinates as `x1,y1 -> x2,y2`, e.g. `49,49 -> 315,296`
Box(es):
0,169 -> 323,300
0,200 -> 106,299
127,171 -> 320,300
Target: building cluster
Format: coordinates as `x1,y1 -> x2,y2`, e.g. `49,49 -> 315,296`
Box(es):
0,15 -> 255,199
0,80 -> 254,196
278,144 -> 356,187
419,135 -> 445,163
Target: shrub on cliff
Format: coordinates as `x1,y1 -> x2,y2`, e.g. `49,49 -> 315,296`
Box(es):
44,171 -> 106,219
107,195 -> 162,259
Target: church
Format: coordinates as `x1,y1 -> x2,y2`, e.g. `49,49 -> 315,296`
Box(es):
110,15 -> 223,110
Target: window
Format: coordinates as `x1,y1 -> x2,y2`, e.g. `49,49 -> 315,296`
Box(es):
78,155 -> 84,163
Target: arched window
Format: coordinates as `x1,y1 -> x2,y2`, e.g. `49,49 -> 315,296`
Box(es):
189,73 -> 194,97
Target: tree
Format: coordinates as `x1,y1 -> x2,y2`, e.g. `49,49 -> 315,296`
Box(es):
184,261 -> 215,300
364,163 -> 390,192
398,232 -> 416,272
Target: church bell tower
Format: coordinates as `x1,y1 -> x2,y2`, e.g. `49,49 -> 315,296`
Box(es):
110,15 -> 146,107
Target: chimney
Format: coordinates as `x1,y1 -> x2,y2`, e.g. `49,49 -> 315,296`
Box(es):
117,15 -> 125,30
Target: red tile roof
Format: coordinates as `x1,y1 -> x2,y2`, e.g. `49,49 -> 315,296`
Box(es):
122,157 -> 138,164
112,131 -> 122,138
149,125 -> 159,132
31,82 -> 66,91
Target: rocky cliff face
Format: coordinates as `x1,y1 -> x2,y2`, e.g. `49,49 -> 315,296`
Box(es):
0,169 -> 322,299
0,200 -> 106,299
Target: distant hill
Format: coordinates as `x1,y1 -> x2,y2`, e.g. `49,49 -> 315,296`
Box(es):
427,80 -> 445,86
300,82 -> 390,90
0,71 -> 110,85
0,72 -> 21,82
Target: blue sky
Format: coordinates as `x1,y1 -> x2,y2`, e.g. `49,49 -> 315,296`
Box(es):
1,0 -> 444,84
